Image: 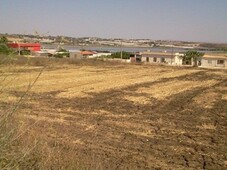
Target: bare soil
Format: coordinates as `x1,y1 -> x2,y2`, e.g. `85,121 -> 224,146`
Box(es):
1,62 -> 227,169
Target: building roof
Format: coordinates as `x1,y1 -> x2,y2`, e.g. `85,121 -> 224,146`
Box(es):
80,51 -> 96,55
203,54 -> 227,60
141,51 -> 174,58
69,50 -> 80,53
8,43 -> 41,47
142,51 -> 173,55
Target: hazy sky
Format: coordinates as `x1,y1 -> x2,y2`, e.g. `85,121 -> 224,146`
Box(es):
0,0 -> 227,43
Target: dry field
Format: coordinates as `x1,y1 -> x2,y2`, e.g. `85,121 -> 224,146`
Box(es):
0,61 -> 227,169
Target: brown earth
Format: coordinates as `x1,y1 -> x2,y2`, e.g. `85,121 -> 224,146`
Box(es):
1,62 -> 227,169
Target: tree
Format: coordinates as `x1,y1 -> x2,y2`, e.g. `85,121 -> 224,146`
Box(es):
0,36 -> 13,55
0,44 -> 13,55
111,51 -> 131,59
53,48 -> 69,58
0,36 -> 8,44
184,50 -> 204,67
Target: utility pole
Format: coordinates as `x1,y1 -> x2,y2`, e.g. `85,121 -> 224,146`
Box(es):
120,40 -> 123,59
171,44 -> 174,64
172,45 -> 173,56
17,42 -> 21,56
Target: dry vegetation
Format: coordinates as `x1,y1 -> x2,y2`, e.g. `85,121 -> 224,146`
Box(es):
0,56 -> 227,169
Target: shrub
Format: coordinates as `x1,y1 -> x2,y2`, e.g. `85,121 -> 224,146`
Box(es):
111,51 -> 131,59
0,44 -> 14,55
54,48 -> 70,58
0,36 -> 15,55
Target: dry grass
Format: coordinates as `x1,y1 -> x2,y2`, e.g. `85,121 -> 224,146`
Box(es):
193,91 -> 220,109
136,79 -> 218,100
0,56 -> 227,169
0,55 -> 45,169
199,123 -> 217,130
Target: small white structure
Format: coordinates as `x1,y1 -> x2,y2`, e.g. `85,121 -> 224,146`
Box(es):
32,49 -> 57,57
89,52 -> 112,58
201,54 -> 227,68
69,50 -> 83,59
69,50 -> 111,59
174,53 -> 184,65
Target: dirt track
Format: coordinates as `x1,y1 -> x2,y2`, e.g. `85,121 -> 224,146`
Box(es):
1,63 -> 227,169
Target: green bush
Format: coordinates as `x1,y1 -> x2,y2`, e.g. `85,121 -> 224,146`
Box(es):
53,48 -> 70,58
53,52 -> 70,58
0,36 -> 8,44
0,36 -> 15,55
0,44 -> 14,55
20,50 -> 31,55
111,51 -> 131,59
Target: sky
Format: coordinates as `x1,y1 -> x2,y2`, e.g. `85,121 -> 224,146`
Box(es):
0,0 -> 227,43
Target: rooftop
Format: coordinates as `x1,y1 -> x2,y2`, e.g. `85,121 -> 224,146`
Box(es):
81,51 -> 96,55
203,54 -> 227,59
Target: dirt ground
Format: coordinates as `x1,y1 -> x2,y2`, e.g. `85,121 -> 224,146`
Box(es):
1,62 -> 227,169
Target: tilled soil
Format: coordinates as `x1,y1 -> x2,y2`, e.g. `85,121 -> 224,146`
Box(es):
1,64 -> 227,169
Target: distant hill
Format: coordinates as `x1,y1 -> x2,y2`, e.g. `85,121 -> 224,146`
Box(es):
1,33 -> 227,50
199,43 -> 227,49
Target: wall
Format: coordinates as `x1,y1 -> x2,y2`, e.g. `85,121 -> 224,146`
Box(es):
165,58 -> 174,64
141,56 -> 147,62
91,53 -> 112,58
8,43 -> 41,51
70,52 -> 82,59
201,58 -> 227,68
141,56 -> 174,64
174,55 -> 183,65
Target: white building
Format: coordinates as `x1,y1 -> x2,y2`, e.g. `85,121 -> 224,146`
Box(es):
89,52 -> 112,58
201,54 -> 227,68
69,50 -> 83,59
141,52 -> 184,65
174,53 -> 184,65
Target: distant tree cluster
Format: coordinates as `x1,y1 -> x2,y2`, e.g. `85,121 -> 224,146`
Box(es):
111,51 -> 131,59
53,48 -> 69,58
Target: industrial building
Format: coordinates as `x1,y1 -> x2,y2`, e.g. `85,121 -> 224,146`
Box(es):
8,43 -> 41,52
